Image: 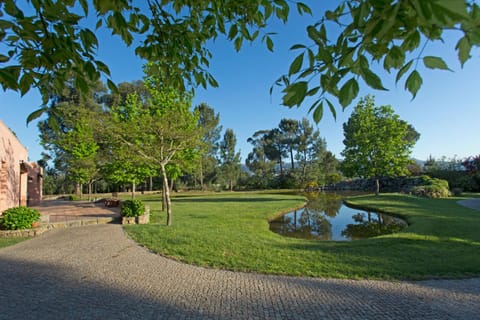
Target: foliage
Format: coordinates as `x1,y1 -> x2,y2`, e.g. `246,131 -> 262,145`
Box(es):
3,1 -> 479,125
424,155 -> 480,192
411,177 -> 450,198
195,103 -> 222,190
1,0 -> 301,116
1,207 -> 41,230
106,63 -> 201,225
67,195 -> 82,201
219,129 -> 241,191
37,81 -> 106,196
246,117 -> 341,189
124,192 -> 480,279
120,199 -> 146,217
341,222 -> 404,239
341,96 -> 419,194
274,0 -> 480,121
462,155 -> 480,174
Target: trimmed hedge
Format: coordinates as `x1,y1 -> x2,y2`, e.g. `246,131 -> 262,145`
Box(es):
411,177 -> 450,198
120,199 -> 145,217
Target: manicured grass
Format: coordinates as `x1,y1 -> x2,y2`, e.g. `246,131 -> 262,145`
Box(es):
123,192 -> 480,280
0,237 -> 27,249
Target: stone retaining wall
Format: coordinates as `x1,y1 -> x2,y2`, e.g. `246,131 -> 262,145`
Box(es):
321,176 -> 437,193
0,217 -> 118,238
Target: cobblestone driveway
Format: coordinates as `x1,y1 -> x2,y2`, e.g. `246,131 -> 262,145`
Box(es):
0,224 -> 479,319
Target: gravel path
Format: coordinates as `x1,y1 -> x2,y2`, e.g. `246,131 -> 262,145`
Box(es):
0,224 -> 479,320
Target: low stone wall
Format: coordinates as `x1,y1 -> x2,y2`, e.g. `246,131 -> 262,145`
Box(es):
0,216 -> 118,238
322,176 -> 436,193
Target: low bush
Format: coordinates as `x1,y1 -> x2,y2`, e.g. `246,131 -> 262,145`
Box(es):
67,195 -> 81,201
411,177 -> 450,198
120,199 -> 145,217
1,206 -> 41,230
451,187 -> 463,196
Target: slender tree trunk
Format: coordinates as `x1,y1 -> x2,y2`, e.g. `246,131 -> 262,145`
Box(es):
161,183 -> 166,211
170,178 -> 174,193
149,176 -> 153,191
375,178 -> 380,196
131,182 -> 136,199
200,157 -> 205,190
160,164 -> 172,226
290,147 -> 295,170
279,158 -> 283,176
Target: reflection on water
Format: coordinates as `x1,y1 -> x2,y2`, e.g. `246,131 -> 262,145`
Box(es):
269,192 -> 407,241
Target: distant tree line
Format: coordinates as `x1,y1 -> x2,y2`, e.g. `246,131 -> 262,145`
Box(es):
38,79 -> 343,197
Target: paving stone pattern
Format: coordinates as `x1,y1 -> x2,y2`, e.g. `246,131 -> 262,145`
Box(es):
0,224 -> 479,319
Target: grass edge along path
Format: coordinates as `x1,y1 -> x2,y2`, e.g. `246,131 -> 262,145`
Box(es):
123,192 -> 479,280
0,237 -> 28,249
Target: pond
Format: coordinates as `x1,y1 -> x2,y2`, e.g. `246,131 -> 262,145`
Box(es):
269,192 -> 407,241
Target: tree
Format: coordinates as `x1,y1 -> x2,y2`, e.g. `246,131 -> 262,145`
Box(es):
37,81 -> 106,198
264,128 -> 288,176
107,78 -> 200,225
462,155 -> 480,174
246,131 -> 276,189
194,103 -> 222,190
274,1 -> 480,121
6,1 -> 477,125
341,96 -> 419,195
1,0 -> 301,115
219,129 -> 241,191
295,118 -> 322,185
278,118 -> 300,170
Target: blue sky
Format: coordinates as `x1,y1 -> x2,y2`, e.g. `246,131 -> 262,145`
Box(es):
1,1 -> 479,164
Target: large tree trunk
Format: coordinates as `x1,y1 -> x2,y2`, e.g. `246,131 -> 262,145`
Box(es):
75,183 -> 82,197
160,164 -> 172,226
375,177 -> 380,196
87,182 -> 93,201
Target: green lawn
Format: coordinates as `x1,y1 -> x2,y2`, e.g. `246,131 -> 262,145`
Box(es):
122,192 -> 480,280
0,237 -> 27,249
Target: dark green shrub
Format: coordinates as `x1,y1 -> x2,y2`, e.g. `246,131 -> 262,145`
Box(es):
120,199 -> 145,217
411,177 -> 450,198
67,195 -> 81,201
1,206 -> 41,230
451,188 -> 463,196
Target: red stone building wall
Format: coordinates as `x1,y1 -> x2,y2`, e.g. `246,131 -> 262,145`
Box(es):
0,120 -> 42,212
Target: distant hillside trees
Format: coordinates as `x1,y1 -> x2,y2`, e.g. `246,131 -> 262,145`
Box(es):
246,118 -> 340,189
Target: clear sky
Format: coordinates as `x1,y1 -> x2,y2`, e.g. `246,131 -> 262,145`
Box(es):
1,1 -> 479,164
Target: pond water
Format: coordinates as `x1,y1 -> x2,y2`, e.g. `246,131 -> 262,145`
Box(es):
269,192 -> 407,241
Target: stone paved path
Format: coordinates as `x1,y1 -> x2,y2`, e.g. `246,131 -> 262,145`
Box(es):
0,225 -> 479,319
33,199 -> 120,223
